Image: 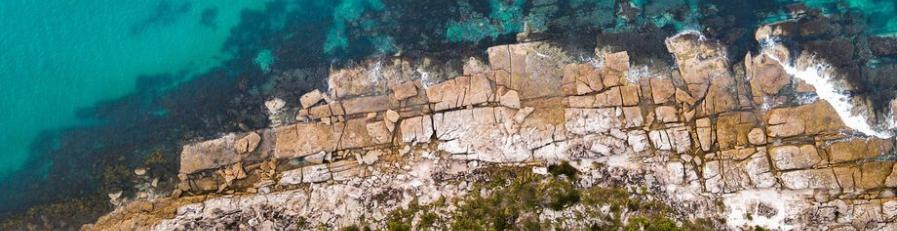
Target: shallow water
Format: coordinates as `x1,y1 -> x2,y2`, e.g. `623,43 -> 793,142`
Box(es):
1,0 -> 895,227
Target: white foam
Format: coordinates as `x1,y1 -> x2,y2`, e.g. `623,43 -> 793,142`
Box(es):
760,38 -> 895,138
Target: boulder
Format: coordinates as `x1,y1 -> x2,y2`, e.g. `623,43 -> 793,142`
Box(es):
747,128 -> 766,145
300,90 -> 324,108
265,98 -> 286,114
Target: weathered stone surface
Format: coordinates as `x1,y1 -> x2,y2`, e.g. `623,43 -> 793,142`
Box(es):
602,52 -> 629,87
828,138 -> 893,163
300,90 -> 324,108
500,90 -> 521,109
750,61 -> 790,95
620,85 -> 640,106
563,63 -> 603,95
717,112 -> 759,150
487,43 -> 565,100
666,32 -> 731,99
342,95 -> 390,116
622,106 -> 643,128
768,102 -> 845,137
391,81 -> 418,100
400,115 -> 433,144
770,145 -> 822,170
265,98 -> 286,114
565,108 -> 622,135
650,78 -> 675,104
426,75 -> 493,111
234,132 -> 261,154
781,169 -> 839,190
594,87 -> 623,108
696,118 -> 714,151
180,134 -> 240,174
655,106 -> 678,123
748,128 -> 766,145
275,119 -> 387,159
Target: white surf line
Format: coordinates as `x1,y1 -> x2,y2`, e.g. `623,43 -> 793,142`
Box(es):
759,38 -> 895,139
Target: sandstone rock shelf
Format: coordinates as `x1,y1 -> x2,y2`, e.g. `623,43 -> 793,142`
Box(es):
85,31 -> 897,230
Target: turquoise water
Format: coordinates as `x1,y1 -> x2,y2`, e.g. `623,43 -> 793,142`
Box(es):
0,0 -> 269,176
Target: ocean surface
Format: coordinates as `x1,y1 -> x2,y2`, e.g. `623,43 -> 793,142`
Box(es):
0,0 -> 895,227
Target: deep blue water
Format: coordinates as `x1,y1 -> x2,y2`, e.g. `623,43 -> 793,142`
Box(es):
0,0 -> 895,228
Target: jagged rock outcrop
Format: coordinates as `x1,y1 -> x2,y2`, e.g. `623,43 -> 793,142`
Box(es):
85,30 -> 897,231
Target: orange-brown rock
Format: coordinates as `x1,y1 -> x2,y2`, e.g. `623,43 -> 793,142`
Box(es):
716,112 -> 759,150
767,101 -> 845,137
391,80 -> 418,101
563,63 -> 603,95
650,78 -> 675,104
827,138 -> 894,163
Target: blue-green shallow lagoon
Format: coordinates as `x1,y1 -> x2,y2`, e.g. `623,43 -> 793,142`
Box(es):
1,0 -> 896,228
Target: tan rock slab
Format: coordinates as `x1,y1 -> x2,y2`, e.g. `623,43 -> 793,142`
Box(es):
300,90 -> 324,108
234,132 -> 261,154
391,81 -> 418,100
770,145 -> 821,170
620,85 -> 640,106
748,128 -> 766,145
400,115 -> 433,144
650,78 -> 675,104
655,106 -> 679,123
595,87 -> 623,108
500,90 -> 521,109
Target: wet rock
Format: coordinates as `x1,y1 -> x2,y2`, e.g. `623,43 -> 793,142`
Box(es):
300,90 -> 324,108
234,132 -> 261,154
265,98 -> 286,118
869,36 -> 897,56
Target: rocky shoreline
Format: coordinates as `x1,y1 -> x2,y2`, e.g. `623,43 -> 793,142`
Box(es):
83,24 -> 897,230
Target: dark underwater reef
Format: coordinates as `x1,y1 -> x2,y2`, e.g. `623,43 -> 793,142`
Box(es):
2,0 -> 895,229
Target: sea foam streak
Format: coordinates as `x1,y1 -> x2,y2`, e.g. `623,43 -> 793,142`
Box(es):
760,38 -> 895,138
